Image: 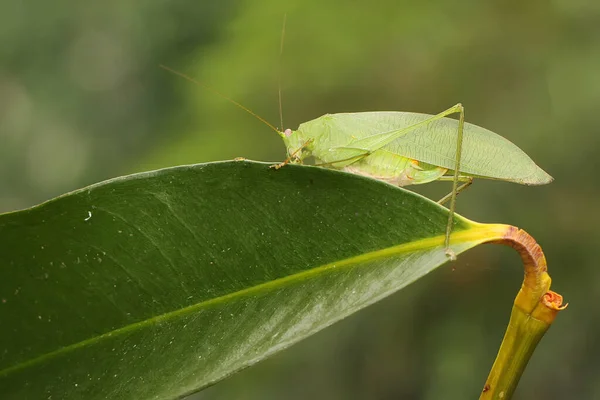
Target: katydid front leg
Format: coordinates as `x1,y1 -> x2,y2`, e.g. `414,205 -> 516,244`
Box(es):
270,136 -> 314,169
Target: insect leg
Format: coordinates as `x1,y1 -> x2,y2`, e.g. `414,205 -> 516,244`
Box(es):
436,176 -> 474,205
328,103 -> 465,153
327,103 -> 466,259
443,104 -> 465,261
270,139 -> 314,169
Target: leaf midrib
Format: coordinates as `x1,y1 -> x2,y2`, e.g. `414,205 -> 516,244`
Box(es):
0,224 -> 504,378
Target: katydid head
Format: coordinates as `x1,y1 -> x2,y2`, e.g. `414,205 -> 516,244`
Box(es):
280,128 -> 312,162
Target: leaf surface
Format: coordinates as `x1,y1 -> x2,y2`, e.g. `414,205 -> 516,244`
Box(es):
0,160 -> 509,399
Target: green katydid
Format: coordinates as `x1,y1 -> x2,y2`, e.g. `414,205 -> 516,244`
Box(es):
159,68 -> 552,261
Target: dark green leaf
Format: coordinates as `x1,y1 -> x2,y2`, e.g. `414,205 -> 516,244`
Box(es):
0,161 -> 508,399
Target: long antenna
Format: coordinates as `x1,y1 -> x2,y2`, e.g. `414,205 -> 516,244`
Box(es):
278,13 -> 287,131
159,64 -> 282,136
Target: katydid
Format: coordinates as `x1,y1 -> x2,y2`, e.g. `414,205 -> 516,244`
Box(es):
160,65 -> 553,261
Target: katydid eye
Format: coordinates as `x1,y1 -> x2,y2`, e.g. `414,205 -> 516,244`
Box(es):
284,129 -> 292,137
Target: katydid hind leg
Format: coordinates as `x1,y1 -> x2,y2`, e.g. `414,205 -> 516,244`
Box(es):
324,104 -> 466,172
324,103 -> 467,259
328,103 -> 466,154
443,104 -> 465,261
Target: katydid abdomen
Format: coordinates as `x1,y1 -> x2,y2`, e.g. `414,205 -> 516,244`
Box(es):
325,151 -> 447,187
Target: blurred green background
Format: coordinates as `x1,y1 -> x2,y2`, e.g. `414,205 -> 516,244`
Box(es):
1,0 -> 598,398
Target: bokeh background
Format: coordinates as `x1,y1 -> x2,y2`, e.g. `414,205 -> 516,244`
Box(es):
1,0 -> 599,398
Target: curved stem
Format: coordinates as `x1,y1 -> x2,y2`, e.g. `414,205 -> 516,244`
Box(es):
479,226 -> 567,399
